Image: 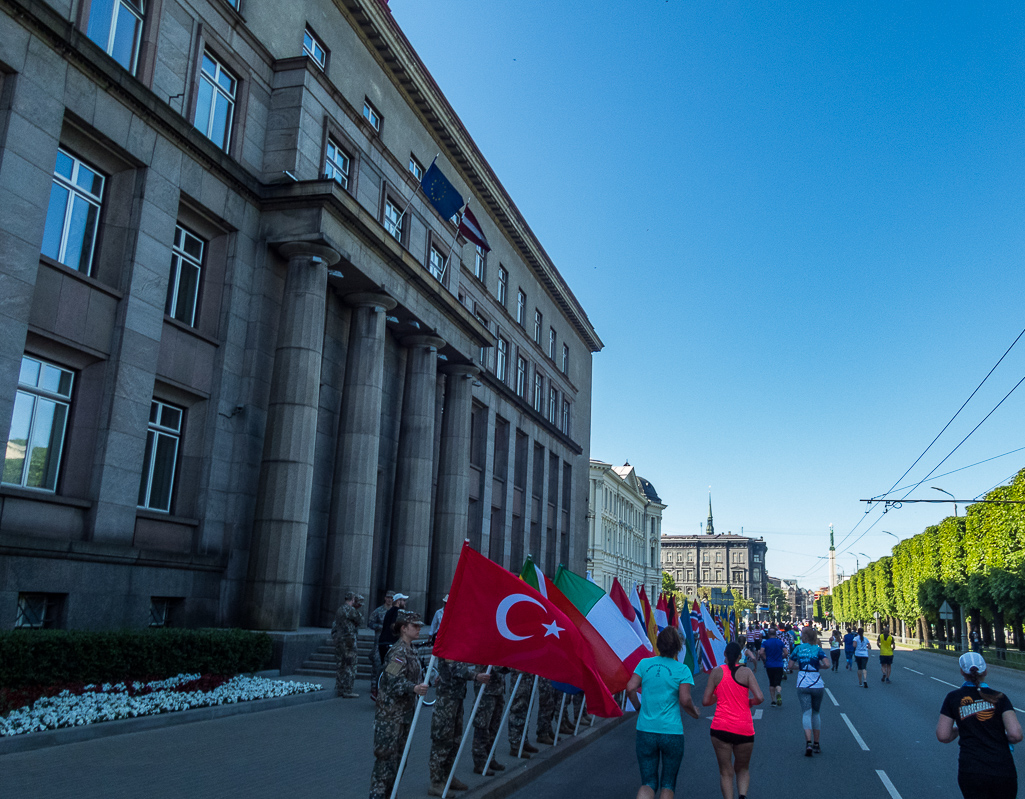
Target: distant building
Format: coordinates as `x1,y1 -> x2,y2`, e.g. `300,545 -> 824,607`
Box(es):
587,461 -> 664,602
660,498 -> 768,605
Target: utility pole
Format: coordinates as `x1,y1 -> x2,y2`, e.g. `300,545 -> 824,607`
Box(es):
828,524 -> 837,598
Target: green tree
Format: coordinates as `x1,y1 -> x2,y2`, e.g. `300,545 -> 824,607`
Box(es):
662,571 -> 679,596
731,588 -> 755,616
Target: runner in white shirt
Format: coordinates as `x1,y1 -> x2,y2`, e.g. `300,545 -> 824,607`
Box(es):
853,628 -> 871,689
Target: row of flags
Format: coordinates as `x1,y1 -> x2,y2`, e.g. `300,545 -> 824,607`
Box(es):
433,543 -> 739,720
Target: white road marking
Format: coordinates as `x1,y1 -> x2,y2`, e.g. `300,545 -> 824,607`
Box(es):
753,709 -> 763,720
825,688 -> 839,706
903,667 -> 923,675
876,770 -> 903,799
840,712 -> 870,751
931,676 -> 958,688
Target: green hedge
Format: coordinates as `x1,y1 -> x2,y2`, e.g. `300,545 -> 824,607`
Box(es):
0,629 -> 273,688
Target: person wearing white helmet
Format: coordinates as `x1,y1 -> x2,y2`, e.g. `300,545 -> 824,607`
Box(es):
937,651 -> 1023,799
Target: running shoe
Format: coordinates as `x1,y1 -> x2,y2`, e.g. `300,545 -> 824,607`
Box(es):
813,743 -> 821,754
805,743 -> 813,757
777,694 -> 783,707
864,682 -> 868,689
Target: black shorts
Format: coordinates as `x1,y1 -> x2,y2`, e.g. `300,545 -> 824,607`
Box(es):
710,728 -> 754,745
766,667 -> 784,687
855,656 -> 868,670
879,655 -> 893,664
958,771 -> 1017,799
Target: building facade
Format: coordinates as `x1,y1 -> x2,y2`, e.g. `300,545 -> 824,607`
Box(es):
587,461 -> 664,602
660,502 -> 768,604
0,0 -> 601,632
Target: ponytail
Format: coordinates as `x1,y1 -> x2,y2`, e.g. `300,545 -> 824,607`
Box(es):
965,669 -> 1006,707
724,641 -> 742,678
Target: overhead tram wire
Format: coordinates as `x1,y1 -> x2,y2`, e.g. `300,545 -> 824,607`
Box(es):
836,325 -> 1025,552
974,470 -> 1022,500
884,445 -> 1025,495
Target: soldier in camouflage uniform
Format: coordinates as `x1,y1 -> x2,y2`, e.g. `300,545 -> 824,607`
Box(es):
472,667 -> 507,775
331,591 -> 363,698
367,590 -> 394,700
506,671 -> 539,758
427,659 -> 489,795
535,677 -> 556,744
369,611 -> 428,799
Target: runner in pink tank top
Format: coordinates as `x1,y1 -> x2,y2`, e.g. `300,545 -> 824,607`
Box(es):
703,642 -> 763,799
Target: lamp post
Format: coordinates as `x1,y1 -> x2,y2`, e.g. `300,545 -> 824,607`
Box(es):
881,530 -> 898,540
932,486 -> 957,517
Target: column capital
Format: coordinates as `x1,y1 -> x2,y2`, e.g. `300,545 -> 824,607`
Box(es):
439,363 -> 480,378
344,292 -> 398,312
401,334 -> 446,351
276,240 -> 341,266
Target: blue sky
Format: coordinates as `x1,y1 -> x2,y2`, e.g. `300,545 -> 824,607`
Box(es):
390,1 -> 1025,584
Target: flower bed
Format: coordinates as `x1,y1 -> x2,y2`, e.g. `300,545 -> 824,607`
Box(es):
1,673 -> 324,737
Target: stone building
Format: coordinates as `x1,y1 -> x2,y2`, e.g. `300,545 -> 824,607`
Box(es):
587,460 -> 664,602
660,499 -> 768,604
0,0 -> 601,634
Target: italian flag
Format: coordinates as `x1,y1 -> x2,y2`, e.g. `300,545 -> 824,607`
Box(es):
553,566 -> 651,675
519,559 -> 631,692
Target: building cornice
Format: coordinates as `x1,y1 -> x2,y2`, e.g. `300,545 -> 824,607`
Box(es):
337,0 -> 603,353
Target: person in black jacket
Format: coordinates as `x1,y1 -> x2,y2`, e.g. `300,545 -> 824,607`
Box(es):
378,593 -> 408,663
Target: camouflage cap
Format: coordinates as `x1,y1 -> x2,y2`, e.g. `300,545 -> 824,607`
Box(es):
396,610 -> 424,627
344,591 -> 356,601
354,594 -> 365,605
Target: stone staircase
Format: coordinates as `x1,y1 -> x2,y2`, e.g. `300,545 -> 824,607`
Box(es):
294,629 -> 377,680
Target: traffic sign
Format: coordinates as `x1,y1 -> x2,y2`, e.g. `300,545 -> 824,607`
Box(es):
939,600 -> 954,620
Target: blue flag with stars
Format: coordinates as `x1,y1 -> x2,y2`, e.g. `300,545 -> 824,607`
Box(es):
420,161 -> 464,220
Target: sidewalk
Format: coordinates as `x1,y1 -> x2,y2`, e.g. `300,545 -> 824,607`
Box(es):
0,674 -> 627,799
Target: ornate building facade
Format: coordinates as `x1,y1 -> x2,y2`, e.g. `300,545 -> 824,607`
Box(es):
0,0 -> 601,633
660,500 -> 768,604
587,460 -> 664,602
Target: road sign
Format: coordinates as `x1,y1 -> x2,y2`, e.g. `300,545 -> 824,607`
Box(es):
939,600 -> 954,620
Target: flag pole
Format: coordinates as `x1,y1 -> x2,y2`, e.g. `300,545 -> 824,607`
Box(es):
438,198 -> 467,285
395,153 -> 437,233
574,697 -> 587,736
553,692 -> 567,745
389,654 -> 435,799
442,665 -> 493,799
484,672 -> 522,774
517,675 -> 539,759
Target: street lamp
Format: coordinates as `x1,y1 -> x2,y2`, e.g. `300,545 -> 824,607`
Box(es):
846,551 -> 860,571
881,531 -> 898,540
932,486 -> 957,517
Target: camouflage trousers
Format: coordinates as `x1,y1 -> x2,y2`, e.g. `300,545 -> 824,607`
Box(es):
369,714 -> 411,799
428,694 -> 465,783
335,636 -> 357,695
506,675 -> 533,746
536,678 -> 556,738
472,691 -> 504,769
370,643 -> 383,688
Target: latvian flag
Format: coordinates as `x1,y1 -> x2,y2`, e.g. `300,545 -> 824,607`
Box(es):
458,204 -> 490,251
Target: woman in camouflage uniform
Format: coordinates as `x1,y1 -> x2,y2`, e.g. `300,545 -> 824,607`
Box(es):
369,611 -> 428,799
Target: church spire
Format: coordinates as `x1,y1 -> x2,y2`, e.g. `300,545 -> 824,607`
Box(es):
706,491 -> 714,536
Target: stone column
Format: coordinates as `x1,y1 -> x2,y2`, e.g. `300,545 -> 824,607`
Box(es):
428,363 -> 478,614
243,242 -> 339,631
388,335 -> 445,612
320,292 -> 396,625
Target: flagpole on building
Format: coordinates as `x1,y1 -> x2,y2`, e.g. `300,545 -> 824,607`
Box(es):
484,672 -> 523,774
442,665 -> 493,799
553,692 -> 568,745
395,153 -> 438,232
390,654 -> 436,799
438,198 -> 467,285
517,676 -> 539,759
574,697 -> 587,735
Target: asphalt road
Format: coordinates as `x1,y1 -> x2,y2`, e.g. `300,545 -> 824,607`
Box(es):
508,648 -> 1025,799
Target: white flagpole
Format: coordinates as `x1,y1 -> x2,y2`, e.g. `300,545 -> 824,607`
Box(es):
484,672 -> 522,775
389,654 -> 435,799
553,692 -> 568,745
438,199 -> 467,285
574,696 -> 587,736
442,666 -> 492,799
517,675 -> 539,759
395,153 -> 438,234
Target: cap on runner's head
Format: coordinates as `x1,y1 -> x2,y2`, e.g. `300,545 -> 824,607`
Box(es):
392,593 -> 410,601
959,652 -> 987,674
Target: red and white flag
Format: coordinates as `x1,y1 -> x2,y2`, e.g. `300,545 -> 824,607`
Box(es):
610,578 -> 653,655
457,204 -> 490,251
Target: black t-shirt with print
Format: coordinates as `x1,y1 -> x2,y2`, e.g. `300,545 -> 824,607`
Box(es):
940,686 -> 1016,776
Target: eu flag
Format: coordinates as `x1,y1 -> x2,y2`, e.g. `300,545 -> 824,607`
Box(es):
420,161 -> 464,220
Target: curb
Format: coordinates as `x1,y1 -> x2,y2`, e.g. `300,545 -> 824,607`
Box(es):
461,711 -> 633,799
0,687 -> 332,756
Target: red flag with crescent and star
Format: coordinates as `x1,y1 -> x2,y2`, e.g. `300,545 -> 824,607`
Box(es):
433,543 -> 622,718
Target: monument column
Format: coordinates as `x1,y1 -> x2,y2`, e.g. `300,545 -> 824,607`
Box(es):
388,335 -> 445,612
320,292 -> 397,625
429,363 -> 478,614
244,241 -> 340,631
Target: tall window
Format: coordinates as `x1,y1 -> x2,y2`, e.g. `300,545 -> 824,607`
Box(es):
363,99 -> 381,131
302,27 -> 326,69
474,245 -> 486,282
496,337 -> 508,382
166,225 -> 204,326
548,328 -> 557,360
562,343 -> 569,374
87,0 -> 145,74
561,399 -> 570,434
428,244 -> 446,280
408,155 -> 423,180
533,370 -> 544,413
15,593 -> 63,629
497,266 -> 508,306
548,386 -> 557,424
139,400 -> 182,512
41,149 -> 104,275
3,357 -> 74,492
324,139 -> 350,189
476,312 -> 489,368
516,290 -> 526,326
384,199 -> 404,241
516,356 -> 526,397
533,310 -> 542,344
194,52 -> 236,151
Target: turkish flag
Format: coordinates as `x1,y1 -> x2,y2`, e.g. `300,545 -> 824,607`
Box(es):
434,543 -> 622,718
